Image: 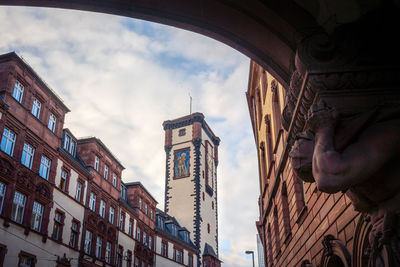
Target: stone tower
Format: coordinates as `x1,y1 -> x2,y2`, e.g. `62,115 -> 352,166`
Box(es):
163,113 -> 221,266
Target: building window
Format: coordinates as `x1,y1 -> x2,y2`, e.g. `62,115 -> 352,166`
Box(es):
139,198 -> 142,210
207,223 -> 210,233
0,182 -> 5,214
60,170 -> 68,192
63,133 -> 76,156
128,220 -> 133,236
11,191 -> 26,223
89,192 -> 96,212
53,211 -> 64,241
84,230 -> 92,254
174,248 -> 183,263
39,156 -> 51,180
96,236 -> 103,258
178,128 -> 186,136
161,241 -> 168,257
136,227 -> 141,242
69,220 -> 79,248
18,251 -> 36,267
212,201 -> 214,210
12,81 -> 24,103
99,200 -> 106,218
134,257 -> 139,267
148,236 -> 152,250
189,254 -> 193,267
143,232 -> 147,245
1,127 -> 16,156
112,173 -> 117,187
21,143 -> 35,169
117,246 -> 123,267
145,204 -> 148,215
281,182 -> 291,237
75,182 -> 83,202
127,250 -> 132,267
104,165 -> 109,180
109,206 -> 115,224
119,212 -> 125,231
30,201 -> 43,232
150,209 -> 153,220
105,242 -> 112,263
31,98 -> 41,119
48,113 -> 56,132
273,206 -> 281,255
94,156 -> 99,171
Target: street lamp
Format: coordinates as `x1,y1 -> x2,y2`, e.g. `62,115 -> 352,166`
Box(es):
245,250 -> 255,267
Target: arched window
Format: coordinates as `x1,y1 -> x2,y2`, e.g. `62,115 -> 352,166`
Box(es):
271,80 -> 282,142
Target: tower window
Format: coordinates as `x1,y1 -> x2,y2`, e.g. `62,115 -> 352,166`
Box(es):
178,128 -> 186,136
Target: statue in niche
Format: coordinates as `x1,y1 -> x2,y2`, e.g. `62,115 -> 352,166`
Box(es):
174,149 -> 189,178
289,100 -> 400,267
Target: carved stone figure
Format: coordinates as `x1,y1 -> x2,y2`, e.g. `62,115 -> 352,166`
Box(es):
289,100 -> 400,266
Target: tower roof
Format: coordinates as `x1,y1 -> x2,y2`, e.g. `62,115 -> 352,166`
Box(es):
163,112 -> 221,146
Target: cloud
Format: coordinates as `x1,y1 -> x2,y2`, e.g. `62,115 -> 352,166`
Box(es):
0,6 -> 259,266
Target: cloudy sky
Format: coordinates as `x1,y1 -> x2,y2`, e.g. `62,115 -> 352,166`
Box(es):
0,6 -> 260,266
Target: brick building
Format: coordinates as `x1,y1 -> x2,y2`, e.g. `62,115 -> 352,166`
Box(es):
0,51 -> 208,267
247,61 -> 362,267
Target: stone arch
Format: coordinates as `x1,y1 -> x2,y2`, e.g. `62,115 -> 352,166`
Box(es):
0,0 -> 324,88
320,235 -> 351,267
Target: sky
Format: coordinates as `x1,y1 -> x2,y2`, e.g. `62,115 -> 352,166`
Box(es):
0,6 -> 260,266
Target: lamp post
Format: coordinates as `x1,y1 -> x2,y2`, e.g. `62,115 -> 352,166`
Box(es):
245,250 -> 255,267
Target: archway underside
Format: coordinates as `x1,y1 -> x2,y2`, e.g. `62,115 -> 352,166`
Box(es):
0,0 -> 321,88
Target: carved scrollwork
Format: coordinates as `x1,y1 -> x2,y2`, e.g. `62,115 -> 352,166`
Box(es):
35,182 -> 52,200
0,157 -> 16,178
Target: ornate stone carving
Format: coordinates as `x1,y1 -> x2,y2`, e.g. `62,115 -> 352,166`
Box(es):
36,182 -> 52,200
0,157 -> 16,178
287,4 -> 400,266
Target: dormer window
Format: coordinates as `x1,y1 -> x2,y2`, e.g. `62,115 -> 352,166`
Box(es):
179,230 -> 189,242
166,223 -> 178,236
63,132 -> 76,156
157,216 -> 164,230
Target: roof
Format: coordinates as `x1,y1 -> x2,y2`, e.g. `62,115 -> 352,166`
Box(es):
77,137 -> 125,170
124,181 -> 158,204
162,112 -> 221,146
203,243 -> 219,260
0,52 -> 70,113
155,209 -> 198,252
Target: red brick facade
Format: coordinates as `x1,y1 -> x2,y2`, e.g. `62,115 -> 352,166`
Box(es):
248,61 -> 363,267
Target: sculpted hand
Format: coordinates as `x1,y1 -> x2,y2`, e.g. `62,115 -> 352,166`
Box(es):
305,100 -> 338,132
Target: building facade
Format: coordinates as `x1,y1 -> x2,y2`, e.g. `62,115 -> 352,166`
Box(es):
247,60 -> 362,267
163,113 -> 221,267
0,52 -> 206,267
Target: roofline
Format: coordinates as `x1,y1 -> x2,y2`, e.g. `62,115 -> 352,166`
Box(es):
0,52 -> 70,112
124,181 -> 158,204
77,137 -> 125,170
162,112 -> 220,146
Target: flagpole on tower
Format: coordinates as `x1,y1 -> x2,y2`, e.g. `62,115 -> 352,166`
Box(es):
189,93 -> 192,115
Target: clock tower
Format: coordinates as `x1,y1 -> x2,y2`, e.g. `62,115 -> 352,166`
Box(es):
163,113 -> 221,266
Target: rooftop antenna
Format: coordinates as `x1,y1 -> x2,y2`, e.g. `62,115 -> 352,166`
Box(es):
189,92 -> 192,115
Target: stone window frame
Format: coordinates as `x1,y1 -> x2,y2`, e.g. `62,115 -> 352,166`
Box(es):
18,250 -> 37,267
